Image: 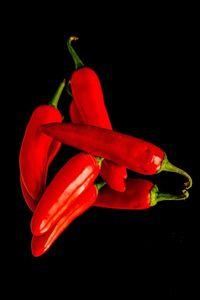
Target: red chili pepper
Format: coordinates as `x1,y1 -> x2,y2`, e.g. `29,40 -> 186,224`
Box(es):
20,140 -> 62,212
31,152 -> 103,236
41,122 -> 192,189
31,182 -> 105,257
94,178 -> 189,210
69,100 -> 84,123
67,37 -> 112,128
19,80 -> 65,201
67,37 -> 127,192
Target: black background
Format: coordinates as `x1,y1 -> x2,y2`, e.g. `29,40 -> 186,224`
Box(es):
14,8 -> 198,298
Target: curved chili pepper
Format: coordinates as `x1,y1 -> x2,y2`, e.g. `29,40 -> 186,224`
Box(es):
20,140 -> 62,212
31,182 -> 105,257
94,178 -> 189,210
67,37 -> 112,128
31,152 -> 103,236
19,80 -> 65,201
41,122 -> 192,189
67,37 -> 127,192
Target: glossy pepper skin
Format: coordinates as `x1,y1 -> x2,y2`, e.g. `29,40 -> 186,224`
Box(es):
67,37 -> 127,192
31,183 -> 102,257
69,100 -> 84,124
31,152 -> 103,236
20,140 -> 62,212
94,178 -> 189,210
19,80 -> 66,201
70,67 -> 112,127
67,37 -> 112,127
41,122 -> 192,189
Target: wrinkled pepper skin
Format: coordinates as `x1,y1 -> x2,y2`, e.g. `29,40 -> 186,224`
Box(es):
41,122 -> 192,189
41,122 -> 164,174
31,153 -> 102,236
31,184 -> 98,257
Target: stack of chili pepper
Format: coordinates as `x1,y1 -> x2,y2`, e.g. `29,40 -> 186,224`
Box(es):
19,36 -> 192,257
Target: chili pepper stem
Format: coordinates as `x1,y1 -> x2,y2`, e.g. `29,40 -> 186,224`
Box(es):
67,36 -> 84,69
48,79 -> 66,108
159,154 -> 192,189
95,181 -> 106,191
150,185 -> 189,207
96,156 -> 104,167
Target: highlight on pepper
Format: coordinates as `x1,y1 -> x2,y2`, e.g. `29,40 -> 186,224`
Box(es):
19,36 -> 193,257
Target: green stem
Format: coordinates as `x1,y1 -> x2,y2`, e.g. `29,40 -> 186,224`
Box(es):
95,156 -> 104,168
159,154 -> 192,190
150,185 -> 189,207
95,181 -> 106,191
48,79 -> 66,108
67,36 -> 84,69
